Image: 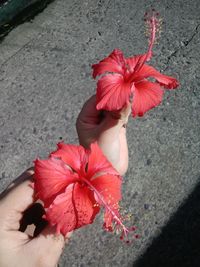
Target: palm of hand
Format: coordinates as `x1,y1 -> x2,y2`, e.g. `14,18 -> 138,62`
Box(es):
0,170 -> 66,267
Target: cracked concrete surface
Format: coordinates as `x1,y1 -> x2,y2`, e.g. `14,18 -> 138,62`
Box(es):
164,22 -> 200,70
0,0 -> 200,266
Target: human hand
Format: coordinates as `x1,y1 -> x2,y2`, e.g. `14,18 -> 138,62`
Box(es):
76,95 -> 131,175
0,169 -> 71,267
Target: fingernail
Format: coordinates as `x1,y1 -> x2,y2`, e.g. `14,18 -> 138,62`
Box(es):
65,231 -> 73,241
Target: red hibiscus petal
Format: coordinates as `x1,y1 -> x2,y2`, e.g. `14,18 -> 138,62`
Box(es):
86,174 -> 133,240
134,65 -> 179,89
92,174 -> 122,202
132,81 -> 164,117
81,173 -> 136,241
34,157 -> 77,207
87,142 -> 119,178
92,49 -> 126,78
126,54 -> 146,73
51,143 -> 88,173
96,74 -> 131,111
45,183 -> 100,235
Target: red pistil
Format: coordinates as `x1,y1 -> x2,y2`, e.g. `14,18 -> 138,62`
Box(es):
134,10 -> 160,73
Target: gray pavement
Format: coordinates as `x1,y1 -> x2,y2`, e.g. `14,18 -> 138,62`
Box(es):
0,0 -> 200,266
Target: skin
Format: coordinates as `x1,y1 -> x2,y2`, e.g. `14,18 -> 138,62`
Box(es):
0,169 -> 71,267
76,95 -> 131,176
0,95 -> 130,267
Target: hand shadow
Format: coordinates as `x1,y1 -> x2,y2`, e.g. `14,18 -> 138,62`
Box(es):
19,202 -> 48,237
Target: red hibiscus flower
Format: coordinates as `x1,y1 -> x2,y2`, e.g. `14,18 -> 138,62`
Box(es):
34,142 -> 136,241
92,11 -> 179,117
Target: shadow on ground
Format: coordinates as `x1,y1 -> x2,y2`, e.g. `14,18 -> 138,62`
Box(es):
134,180 -> 200,267
0,0 -> 54,40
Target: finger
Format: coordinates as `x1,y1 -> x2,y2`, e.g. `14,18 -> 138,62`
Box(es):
76,95 -> 102,148
0,168 -> 34,199
97,108 -> 130,175
98,127 -> 129,176
76,95 -> 101,126
108,102 -> 131,127
120,102 -> 132,125
0,171 -> 34,230
0,174 -> 34,212
118,127 -> 129,175
29,225 -> 72,266
99,102 -> 131,134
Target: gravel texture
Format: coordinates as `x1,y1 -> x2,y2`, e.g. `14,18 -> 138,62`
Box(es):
0,0 -> 200,266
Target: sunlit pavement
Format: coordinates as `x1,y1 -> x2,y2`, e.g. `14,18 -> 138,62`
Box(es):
0,1 -> 200,266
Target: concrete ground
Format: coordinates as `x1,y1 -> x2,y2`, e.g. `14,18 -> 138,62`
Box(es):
0,0 -> 200,266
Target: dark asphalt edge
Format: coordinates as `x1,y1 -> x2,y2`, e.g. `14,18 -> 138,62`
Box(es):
0,0 -> 54,42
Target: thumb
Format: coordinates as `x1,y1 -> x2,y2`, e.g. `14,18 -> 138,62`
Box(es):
118,102 -> 132,126
100,103 -> 131,133
97,104 -> 131,175
29,225 -> 72,267
0,169 -> 34,231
